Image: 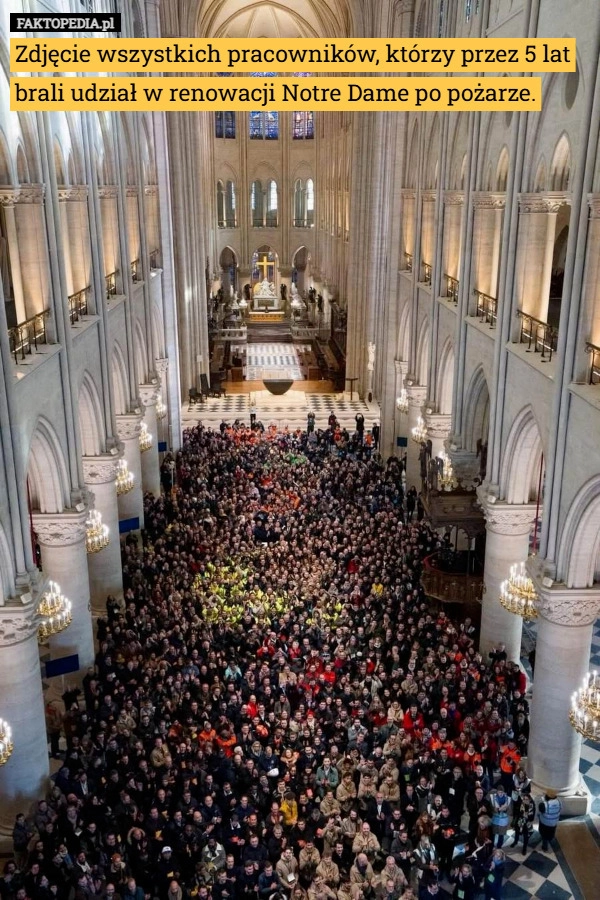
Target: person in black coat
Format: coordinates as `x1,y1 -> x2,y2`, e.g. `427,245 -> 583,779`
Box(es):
448,863 -> 478,900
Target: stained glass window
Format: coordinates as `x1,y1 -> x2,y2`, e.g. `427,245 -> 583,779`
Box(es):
215,111 -> 236,139
249,111 -> 279,140
293,111 -> 314,139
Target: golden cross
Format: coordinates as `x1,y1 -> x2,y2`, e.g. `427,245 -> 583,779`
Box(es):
257,254 -> 273,281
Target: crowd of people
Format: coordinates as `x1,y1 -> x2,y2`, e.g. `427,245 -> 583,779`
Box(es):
5,422 -> 546,900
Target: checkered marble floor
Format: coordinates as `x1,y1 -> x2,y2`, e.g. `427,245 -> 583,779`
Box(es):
499,836 -> 584,899
233,342 -> 305,381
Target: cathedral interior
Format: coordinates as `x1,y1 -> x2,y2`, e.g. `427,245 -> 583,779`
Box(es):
2,0 -> 600,897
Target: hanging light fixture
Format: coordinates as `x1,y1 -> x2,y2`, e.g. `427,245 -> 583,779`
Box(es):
156,396 -> 167,420
570,672 -> 600,742
139,422 -> 152,452
499,562 -> 538,620
396,390 -> 409,414
85,509 -> 110,554
0,718 -> 13,766
438,450 -> 458,491
115,458 -> 134,495
37,581 -> 72,642
411,415 -> 428,444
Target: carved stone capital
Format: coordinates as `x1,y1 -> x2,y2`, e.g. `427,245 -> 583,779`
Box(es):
405,384 -> 427,409
531,577 -> 600,627
477,497 -> 537,535
82,454 -> 120,485
126,185 -> 139,197
155,358 -> 169,380
472,192 -> 506,210
116,413 -> 143,441
444,191 -> 464,206
32,510 -> 88,547
421,190 -> 437,203
57,184 -> 89,202
0,599 -> 39,647
16,184 -> 45,205
0,187 -> 21,207
587,195 -> 600,219
518,192 -> 569,214
394,358 -> 408,376
400,188 -> 416,200
423,413 -> 452,438
139,383 -> 161,408
144,185 -> 158,196
98,185 -> 118,199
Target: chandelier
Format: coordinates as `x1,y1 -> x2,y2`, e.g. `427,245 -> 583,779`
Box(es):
139,422 -> 152,452
115,459 -> 134,495
438,450 -> 458,491
37,581 -> 72,642
411,415 -> 428,444
0,718 -> 13,766
85,509 -> 110,554
570,672 -> 600,742
396,390 -> 408,414
156,396 -> 167,420
499,562 -> 538,620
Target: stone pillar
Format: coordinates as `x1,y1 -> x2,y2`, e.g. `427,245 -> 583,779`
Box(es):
139,384 -> 161,496
401,190 -> 416,264
155,357 -> 170,449
516,194 -> 565,323
116,414 -> 144,529
13,185 -> 52,320
420,192 -> 436,278
98,186 -> 119,287
471,193 -> 506,301
576,196 -> 600,380
59,185 -> 91,297
478,497 -> 537,663
32,510 -> 94,670
0,190 -> 27,323
391,359 -> 408,459
442,192 -> 464,286
423,413 -> 452,459
0,599 -> 49,841
82,455 -> 123,614
528,576 -> 600,810
405,383 -> 427,490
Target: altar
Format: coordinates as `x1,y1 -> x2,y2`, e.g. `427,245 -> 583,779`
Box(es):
252,278 -> 279,311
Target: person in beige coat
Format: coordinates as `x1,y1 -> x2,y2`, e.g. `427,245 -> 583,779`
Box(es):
336,773 -> 358,813
276,848 -> 298,891
299,842 -> 321,878
350,854 -> 375,891
307,876 -> 336,900
316,851 -> 340,889
352,822 -> 381,860
341,811 -> 362,850
379,775 -> 400,808
320,789 -> 341,819
374,857 -> 407,895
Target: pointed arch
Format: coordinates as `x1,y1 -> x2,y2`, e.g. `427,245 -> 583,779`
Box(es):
534,156 -> 547,192
415,317 -> 430,387
463,366 -> 490,453
558,476 -> 600,588
436,339 -> 455,415
496,146 -> 509,192
499,406 -> 544,505
134,319 -> 149,384
397,301 -> 411,363
79,372 -> 106,457
111,342 -> 129,416
27,418 -> 70,514
550,132 -> 571,191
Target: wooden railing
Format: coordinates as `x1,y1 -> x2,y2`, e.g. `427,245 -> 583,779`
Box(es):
8,310 -> 50,364
422,262 -> 432,285
106,271 -> 118,298
444,274 -> 459,304
516,310 -> 558,361
421,551 -> 484,605
474,290 -> 498,327
585,342 -> 600,384
68,287 -> 90,324
404,252 -> 413,272
131,259 -> 141,283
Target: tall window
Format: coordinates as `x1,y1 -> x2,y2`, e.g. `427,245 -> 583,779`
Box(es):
215,111 -> 236,139
249,111 -> 279,140
293,111 -> 314,140
306,178 -> 314,226
216,181 -> 225,227
293,178 -> 315,227
266,180 -> 278,227
226,181 -> 236,227
251,180 -> 264,227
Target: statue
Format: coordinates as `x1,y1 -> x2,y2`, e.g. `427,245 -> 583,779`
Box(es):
280,284 -> 287,303
291,282 -> 299,297
367,342 -> 376,372
243,283 -> 251,303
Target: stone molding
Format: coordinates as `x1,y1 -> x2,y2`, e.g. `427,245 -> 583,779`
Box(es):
57,185 -> 89,202
534,584 -> 600,627
139,383 -> 161,408
477,496 -> 537,535
588,195 -> 600,219
518,192 -> 570,214
443,191 -> 464,206
98,186 -> 118,200
144,185 -> 158,196
423,412 -> 452,438
82,455 -> 120,485
32,510 -> 88,547
0,600 -> 38,647
0,188 -> 20,208
421,190 -> 437,203
0,185 -> 45,206
405,384 -> 427,409
400,188 -> 416,199
154,358 -> 169,380
126,185 -> 139,197
116,413 -> 143,441
472,192 -> 506,210
394,358 -> 408,376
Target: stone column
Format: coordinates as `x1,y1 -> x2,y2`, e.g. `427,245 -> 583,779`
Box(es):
32,510 -> 94,670
0,190 -> 27,323
477,497 -> 537,663
155,357 -> 169,449
0,599 -> 49,841
423,413 -> 452,459
139,383 -> 161,496
442,192 -> 464,287
59,186 -> 91,297
471,193 -> 506,302
391,359 -> 408,459
13,185 -> 52,320
98,186 -> 120,288
401,190 -> 416,266
82,455 -> 123,614
116,414 -> 144,529
405,383 -> 427,490
577,196 -> 600,380
528,576 -> 600,810
420,191 -> 436,279
515,194 -> 566,323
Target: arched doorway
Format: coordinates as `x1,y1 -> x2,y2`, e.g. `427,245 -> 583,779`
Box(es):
219,246 -> 238,296
292,246 -> 310,295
